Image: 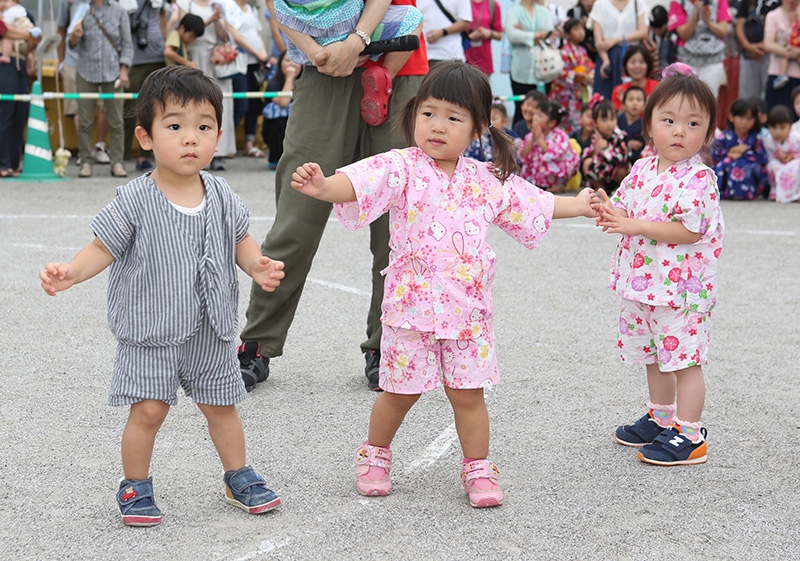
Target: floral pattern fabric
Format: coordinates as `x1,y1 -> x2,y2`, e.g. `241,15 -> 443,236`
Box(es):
609,154 -> 725,313
763,131 -> 800,203
582,130 -> 629,189
549,41 -> 594,134
711,128 -> 768,200
520,127 -> 580,189
335,147 -> 556,340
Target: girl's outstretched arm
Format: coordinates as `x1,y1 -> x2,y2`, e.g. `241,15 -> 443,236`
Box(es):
236,233 -> 285,292
291,162 -> 357,203
552,187 -> 597,219
40,237 -> 114,296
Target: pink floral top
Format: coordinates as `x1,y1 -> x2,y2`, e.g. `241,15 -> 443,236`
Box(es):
520,127 -> 580,188
335,147 -> 555,340
610,154 -> 724,313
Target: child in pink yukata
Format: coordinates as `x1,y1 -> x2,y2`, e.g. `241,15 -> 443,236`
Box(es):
520,99 -> 580,192
764,105 -> 800,203
290,61 -> 596,508
594,63 -> 724,466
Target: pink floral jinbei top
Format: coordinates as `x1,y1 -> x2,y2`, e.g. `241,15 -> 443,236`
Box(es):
335,147 -> 556,340
610,154 -> 724,313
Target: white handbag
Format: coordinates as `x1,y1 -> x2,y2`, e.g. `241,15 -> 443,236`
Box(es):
533,40 -> 564,83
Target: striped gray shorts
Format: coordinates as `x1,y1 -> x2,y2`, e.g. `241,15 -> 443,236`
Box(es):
109,319 -> 247,407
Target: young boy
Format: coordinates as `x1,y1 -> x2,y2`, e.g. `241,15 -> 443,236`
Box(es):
617,86 -> 646,163
164,13 -> 205,67
39,66 -> 285,527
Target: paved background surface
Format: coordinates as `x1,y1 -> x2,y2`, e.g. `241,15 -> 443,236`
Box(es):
1,156 -> 798,560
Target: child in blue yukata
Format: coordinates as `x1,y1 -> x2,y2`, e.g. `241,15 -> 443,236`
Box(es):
39,66 -> 286,527
711,97 -> 768,200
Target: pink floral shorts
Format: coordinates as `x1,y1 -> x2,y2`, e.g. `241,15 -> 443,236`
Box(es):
379,325 -> 500,394
617,298 -> 712,372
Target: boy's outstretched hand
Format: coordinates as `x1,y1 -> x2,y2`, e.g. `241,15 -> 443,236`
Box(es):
40,263 -> 77,296
251,256 -> 285,293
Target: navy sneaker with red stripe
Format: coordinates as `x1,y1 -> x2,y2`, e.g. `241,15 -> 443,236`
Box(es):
116,477 -> 161,527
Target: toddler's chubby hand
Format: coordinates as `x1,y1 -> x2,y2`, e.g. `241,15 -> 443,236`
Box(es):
291,162 -> 326,197
251,257 -> 285,293
592,188 -> 616,228
40,262 -> 76,296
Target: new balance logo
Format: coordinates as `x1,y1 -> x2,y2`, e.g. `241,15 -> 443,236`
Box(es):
669,435 -> 685,447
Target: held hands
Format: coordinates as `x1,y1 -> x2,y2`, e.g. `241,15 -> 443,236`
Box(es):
250,257 -> 285,293
40,262 -> 78,296
594,188 -> 634,235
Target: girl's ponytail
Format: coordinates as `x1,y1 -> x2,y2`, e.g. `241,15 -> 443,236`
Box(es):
487,125 -> 519,182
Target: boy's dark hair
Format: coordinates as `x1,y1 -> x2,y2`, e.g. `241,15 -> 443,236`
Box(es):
538,99 -> 567,126
643,74 -> 717,144
398,61 -> 519,181
650,5 -> 668,28
179,13 -> 205,38
767,104 -> 793,127
592,99 -> 616,121
727,97 -> 760,133
622,44 -> 655,79
136,66 -> 223,134
563,18 -> 582,35
523,88 -> 548,108
622,85 -> 646,105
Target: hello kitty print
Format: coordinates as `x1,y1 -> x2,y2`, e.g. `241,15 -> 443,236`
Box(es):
610,154 -> 725,313
335,147 -> 555,340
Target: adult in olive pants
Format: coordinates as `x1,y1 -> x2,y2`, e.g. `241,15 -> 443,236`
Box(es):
240,65 -> 423,376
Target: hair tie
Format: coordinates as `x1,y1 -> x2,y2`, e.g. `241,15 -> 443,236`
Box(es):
661,62 -> 698,80
487,123 -> 494,129
588,93 -> 604,109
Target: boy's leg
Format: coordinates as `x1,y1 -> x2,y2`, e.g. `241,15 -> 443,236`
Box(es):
196,403 -> 246,472
198,403 -> 281,514
121,399 -> 170,480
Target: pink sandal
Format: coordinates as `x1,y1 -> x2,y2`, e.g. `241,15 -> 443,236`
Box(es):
360,66 -> 393,127
355,443 -> 392,496
461,460 -> 503,508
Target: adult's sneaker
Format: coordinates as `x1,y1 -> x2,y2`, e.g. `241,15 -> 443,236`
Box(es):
116,477 -> 162,526
223,466 -> 281,514
92,142 -> 110,164
364,349 -> 381,391
614,411 -> 669,447
238,341 -> 269,392
638,426 -> 708,466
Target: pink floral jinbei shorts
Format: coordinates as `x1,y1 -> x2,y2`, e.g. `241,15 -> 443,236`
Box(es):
617,298 -> 712,372
379,325 -> 500,394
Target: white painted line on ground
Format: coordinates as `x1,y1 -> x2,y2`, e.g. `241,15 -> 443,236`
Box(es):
305,277 -> 370,297
402,423 -> 460,474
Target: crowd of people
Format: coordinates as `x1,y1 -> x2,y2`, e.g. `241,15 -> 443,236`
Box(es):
7,0 -> 796,528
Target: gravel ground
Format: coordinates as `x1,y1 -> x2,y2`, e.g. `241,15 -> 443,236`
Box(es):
1,156 -> 798,561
